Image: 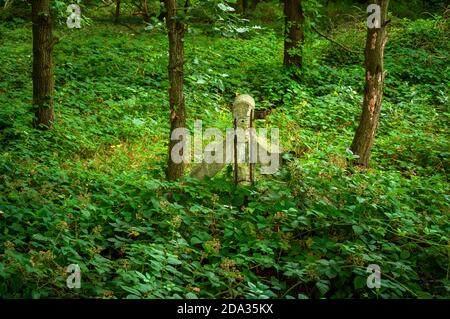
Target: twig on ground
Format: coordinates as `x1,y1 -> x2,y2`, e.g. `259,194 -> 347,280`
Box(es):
311,25 -> 361,55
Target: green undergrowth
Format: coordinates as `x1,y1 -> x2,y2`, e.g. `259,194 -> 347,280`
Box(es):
0,13 -> 448,299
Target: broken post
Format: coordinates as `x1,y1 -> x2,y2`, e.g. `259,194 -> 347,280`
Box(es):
232,94 -> 255,185
190,94 -> 281,185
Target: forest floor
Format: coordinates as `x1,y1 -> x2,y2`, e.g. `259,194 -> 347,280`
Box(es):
0,11 -> 449,298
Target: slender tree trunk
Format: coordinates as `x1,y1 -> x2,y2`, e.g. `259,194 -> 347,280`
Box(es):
165,0 -> 186,181
235,0 -> 244,14
243,0 -> 249,13
142,0 -> 150,22
234,0 -> 251,14
32,0 -> 54,130
115,0 -> 121,23
183,0 -> 190,32
350,0 -> 389,167
283,0 -> 304,69
250,0 -> 261,10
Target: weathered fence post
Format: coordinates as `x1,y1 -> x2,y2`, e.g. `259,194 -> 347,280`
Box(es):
232,94 -> 255,185
190,94 -> 280,185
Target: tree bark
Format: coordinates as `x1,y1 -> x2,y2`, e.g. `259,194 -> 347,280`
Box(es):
142,0 -> 150,22
235,0 -> 244,14
283,0 -> 304,68
165,0 -> 186,181
32,0 -> 54,130
350,0 -> 389,167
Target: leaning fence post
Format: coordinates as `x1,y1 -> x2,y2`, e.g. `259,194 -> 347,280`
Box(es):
232,94 -> 255,185
190,94 -> 279,186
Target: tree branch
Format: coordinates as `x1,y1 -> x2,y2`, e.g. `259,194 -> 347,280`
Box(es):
311,25 -> 361,55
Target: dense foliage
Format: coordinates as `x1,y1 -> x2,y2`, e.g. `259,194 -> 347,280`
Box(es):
0,1 -> 449,299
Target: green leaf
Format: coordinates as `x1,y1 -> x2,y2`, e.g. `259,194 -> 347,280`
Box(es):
132,118 -> 145,127
121,286 -> 142,297
354,277 -> 366,290
190,237 -> 203,245
186,292 -> 198,299
352,225 -> 364,236
400,250 -> 410,259
217,3 -> 235,12
315,280 -> 330,295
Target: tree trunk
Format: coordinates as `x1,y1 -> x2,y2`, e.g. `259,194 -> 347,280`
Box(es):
165,0 -> 186,181
142,0 -> 150,22
235,0 -> 243,13
250,0 -> 261,10
283,0 -> 304,68
32,0 -> 54,130
243,0 -> 249,13
115,0 -> 121,23
235,0 -> 252,14
350,0 -> 389,167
